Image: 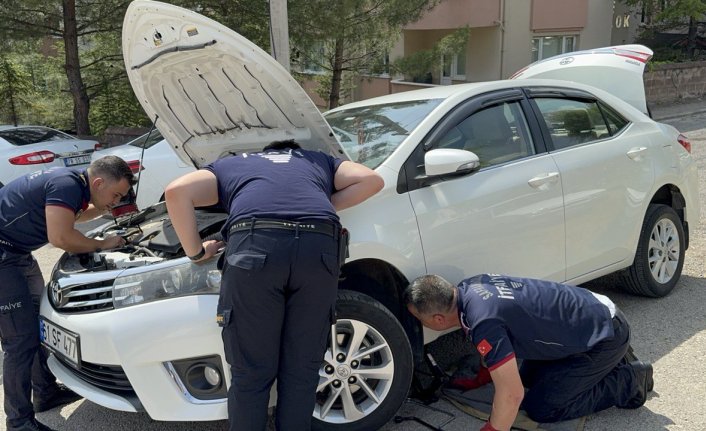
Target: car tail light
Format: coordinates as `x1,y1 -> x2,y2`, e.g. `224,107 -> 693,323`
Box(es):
9,150 -> 56,165
677,134 -> 692,153
126,160 -> 143,173
94,143 -> 103,151
613,48 -> 653,63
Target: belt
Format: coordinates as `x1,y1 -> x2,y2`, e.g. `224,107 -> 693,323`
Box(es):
228,218 -> 340,238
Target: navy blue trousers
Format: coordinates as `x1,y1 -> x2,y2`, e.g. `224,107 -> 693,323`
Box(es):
520,310 -> 638,422
0,250 -> 59,428
218,228 -> 340,431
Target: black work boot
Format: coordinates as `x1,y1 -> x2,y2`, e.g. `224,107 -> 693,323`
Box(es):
8,418 -> 56,431
622,361 -> 654,409
33,384 -> 83,413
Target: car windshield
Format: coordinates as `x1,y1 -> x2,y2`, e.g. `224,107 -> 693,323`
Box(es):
128,131 -> 164,149
0,127 -> 73,146
325,99 -> 443,169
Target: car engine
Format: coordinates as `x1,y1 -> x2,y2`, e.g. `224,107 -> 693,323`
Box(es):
55,202 -> 227,275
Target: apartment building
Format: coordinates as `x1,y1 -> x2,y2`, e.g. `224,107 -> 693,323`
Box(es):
317,0 -> 641,107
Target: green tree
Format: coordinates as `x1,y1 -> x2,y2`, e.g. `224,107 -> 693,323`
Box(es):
289,0 -> 439,109
0,54 -> 36,125
392,27 -> 470,83
622,0 -> 706,59
0,0 -> 131,135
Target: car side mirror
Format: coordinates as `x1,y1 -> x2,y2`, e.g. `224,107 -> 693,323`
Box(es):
424,148 -> 480,177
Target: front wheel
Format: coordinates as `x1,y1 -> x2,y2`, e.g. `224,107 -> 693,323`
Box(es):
621,204 -> 685,297
312,290 -> 413,431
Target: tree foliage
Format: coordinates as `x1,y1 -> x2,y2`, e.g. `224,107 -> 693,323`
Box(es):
0,0 -> 131,135
288,0 -> 439,109
622,0 -> 706,59
392,27 -> 470,83
0,54 -> 35,126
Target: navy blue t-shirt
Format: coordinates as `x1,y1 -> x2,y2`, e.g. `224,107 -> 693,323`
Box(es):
0,168 -> 90,253
457,274 -> 615,371
204,148 -> 343,238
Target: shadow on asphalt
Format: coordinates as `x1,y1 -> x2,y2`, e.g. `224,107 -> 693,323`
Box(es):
37,400 -> 228,430
584,273 -> 706,364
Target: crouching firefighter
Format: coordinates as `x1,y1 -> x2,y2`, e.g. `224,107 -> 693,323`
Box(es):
404,274 -> 654,431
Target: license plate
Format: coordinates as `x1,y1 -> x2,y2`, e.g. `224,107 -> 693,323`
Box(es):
63,155 -> 91,166
39,317 -> 80,367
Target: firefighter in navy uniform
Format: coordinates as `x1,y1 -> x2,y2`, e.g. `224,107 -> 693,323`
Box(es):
404,274 -> 654,431
165,140 -> 383,431
0,156 -> 135,431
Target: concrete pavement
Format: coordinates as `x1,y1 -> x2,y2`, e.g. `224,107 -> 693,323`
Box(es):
651,98 -> 706,121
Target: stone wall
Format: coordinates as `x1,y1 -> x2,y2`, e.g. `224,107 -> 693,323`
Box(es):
645,61 -> 706,105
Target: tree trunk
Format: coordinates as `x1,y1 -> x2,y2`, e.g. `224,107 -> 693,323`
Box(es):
63,0 -> 91,135
687,16 -> 697,59
328,38 -> 344,109
3,60 -> 19,126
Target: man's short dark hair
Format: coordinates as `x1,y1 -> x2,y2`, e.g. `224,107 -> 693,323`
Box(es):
262,140 -> 302,152
89,155 -> 137,185
403,275 -> 456,315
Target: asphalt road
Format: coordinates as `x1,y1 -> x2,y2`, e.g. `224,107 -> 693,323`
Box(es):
2,114 -> 706,430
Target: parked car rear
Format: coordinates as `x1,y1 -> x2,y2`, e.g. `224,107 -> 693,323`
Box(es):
0,125 -> 97,187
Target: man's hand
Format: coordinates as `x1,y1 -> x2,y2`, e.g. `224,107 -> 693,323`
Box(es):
100,235 -> 126,251
192,239 -> 224,263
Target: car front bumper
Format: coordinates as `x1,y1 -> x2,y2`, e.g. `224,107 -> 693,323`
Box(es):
40,291 -> 229,421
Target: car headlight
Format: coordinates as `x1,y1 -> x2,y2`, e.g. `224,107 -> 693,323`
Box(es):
112,257 -> 221,309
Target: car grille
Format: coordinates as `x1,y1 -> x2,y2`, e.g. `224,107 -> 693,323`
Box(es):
49,280 -> 114,313
54,355 -> 135,396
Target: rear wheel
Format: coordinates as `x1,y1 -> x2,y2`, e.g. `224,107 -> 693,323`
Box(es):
621,204 -> 685,297
312,290 -> 413,431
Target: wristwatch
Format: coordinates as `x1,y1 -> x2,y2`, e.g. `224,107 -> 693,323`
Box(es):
188,246 -> 206,261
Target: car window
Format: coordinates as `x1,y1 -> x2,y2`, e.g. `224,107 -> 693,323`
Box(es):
436,101 -> 535,167
598,101 -> 629,135
0,127 -> 73,146
325,99 -> 443,169
128,131 -> 164,149
534,98 -> 613,150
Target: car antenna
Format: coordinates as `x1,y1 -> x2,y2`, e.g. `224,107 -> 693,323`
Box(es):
112,116 -> 159,226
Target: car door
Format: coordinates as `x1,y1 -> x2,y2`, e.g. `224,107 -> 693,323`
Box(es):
401,90 -> 566,282
526,88 -> 655,280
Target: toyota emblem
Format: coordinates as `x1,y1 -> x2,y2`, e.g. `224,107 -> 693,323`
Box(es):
50,281 -> 68,308
559,57 -> 574,65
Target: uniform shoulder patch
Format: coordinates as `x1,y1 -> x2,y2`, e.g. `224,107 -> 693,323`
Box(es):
476,339 -> 493,357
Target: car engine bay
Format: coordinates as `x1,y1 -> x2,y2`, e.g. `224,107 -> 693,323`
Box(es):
55,202 -> 226,274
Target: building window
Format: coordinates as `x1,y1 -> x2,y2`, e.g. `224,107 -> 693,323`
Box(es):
531,35 -> 577,62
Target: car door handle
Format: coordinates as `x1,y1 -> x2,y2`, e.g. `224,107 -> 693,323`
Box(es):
627,147 -> 647,160
528,172 -> 559,189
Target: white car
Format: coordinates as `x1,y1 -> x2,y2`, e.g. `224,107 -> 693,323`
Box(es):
91,131 -> 195,209
38,2 -> 699,431
0,125 -> 97,187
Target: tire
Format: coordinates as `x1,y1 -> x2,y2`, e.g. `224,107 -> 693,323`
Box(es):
621,204 -> 685,297
311,290 -> 413,431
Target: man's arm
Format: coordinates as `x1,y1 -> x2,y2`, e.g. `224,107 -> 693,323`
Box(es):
46,206 -> 125,252
487,357 -> 525,431
75,203 -> 107,223
165,170 -> 221,260
331,161 -> 384,211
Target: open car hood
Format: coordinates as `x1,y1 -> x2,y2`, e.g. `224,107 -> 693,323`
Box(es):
122,0 -> 346,168
511,44 -> 653,115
